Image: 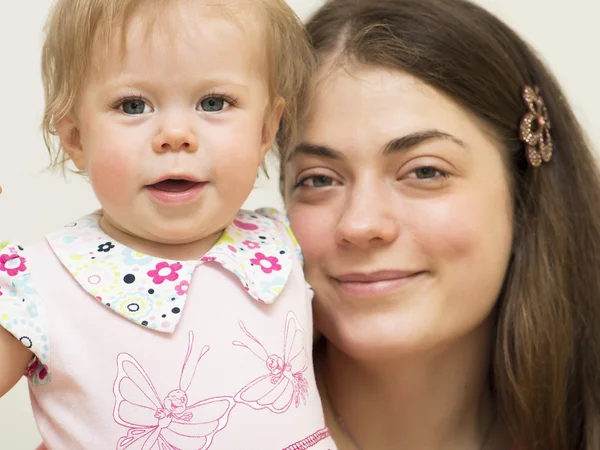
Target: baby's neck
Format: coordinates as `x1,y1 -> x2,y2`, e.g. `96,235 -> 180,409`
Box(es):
99,214 -> 223,261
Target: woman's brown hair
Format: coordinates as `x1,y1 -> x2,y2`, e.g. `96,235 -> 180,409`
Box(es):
293,0 -> 600,449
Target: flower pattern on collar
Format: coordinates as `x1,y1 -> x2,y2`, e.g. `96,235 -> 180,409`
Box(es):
46,210 -> 294,333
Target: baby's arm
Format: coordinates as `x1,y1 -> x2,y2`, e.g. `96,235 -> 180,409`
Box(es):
0,325 -> 32,396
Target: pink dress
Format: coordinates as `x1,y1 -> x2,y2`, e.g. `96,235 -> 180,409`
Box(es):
0,209 -> 336,450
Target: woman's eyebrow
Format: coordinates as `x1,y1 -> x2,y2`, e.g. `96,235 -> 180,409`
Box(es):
293,129 -> 468,161
382,130 -> 469,155
293,142 -> 346,160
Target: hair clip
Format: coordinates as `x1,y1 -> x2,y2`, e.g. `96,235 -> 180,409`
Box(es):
519,85 -> 553,167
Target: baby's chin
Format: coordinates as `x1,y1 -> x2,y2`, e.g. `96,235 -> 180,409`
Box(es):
98,212 -> 223,260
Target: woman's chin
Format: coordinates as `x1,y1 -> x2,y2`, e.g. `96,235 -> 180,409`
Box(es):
322,320 -> 439,363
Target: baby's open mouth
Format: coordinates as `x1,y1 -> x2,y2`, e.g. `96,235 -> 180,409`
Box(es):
149,179 -> 202,192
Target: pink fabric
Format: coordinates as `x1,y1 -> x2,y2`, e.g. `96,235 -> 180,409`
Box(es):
17,237 -> 334,449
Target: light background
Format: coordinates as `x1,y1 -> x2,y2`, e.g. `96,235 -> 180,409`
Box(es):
0,0 -> 598,447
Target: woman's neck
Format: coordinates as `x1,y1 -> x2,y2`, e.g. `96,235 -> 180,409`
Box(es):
318,322 -> 511,450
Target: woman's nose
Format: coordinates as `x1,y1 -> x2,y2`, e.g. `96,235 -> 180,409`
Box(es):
335,183 -> 400,249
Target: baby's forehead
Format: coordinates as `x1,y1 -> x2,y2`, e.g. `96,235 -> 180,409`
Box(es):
86,1 -> 269,83
94,2 -> 262,58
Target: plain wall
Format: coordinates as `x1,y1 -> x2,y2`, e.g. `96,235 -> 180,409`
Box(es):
0,0 -> 598,447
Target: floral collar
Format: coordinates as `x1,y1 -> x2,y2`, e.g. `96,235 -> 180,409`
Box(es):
46,210 -> 294,333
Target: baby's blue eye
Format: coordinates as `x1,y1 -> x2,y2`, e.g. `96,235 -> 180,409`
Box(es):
200,97 -> 226,112
121,100 -> 148,115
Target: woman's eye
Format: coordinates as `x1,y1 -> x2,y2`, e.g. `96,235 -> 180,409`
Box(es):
411,167 -> 447,180
199,97 -> 228,112
121,99 -> 150,115
297,175 -> 336,188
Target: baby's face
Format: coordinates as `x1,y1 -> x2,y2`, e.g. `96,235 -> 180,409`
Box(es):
57,2 -> 282,258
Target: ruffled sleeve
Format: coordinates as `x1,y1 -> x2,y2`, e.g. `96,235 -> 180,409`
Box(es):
0,243 -> 50,384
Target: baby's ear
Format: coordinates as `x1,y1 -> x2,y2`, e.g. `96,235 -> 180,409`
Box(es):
55,115 -> 85,170
261,97 -> 286,157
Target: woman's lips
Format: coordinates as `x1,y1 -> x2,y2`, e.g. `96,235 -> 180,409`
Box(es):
333,270 -> 425,297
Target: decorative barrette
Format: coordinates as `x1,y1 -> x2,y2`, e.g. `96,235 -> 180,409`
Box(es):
519,85 -> 553,167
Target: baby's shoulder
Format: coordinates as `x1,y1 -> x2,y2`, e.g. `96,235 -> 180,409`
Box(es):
0,241 -> 51,383
0,241 -> 32,285
0,240 -> 59,282
251,207 -> 290,227
244,208 -> 301,260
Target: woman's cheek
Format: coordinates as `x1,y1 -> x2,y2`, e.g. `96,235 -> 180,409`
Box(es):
408,195 -> 483,260
409,191 -> 512,280
288,204 -> 329,262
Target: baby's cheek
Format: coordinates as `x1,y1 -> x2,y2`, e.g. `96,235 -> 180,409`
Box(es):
87,151 -> 138,202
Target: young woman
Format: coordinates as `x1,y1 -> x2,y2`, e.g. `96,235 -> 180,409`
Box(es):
283,1 -> 600,449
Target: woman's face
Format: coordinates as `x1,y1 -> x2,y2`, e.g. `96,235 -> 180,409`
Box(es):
286,64 -> 514,360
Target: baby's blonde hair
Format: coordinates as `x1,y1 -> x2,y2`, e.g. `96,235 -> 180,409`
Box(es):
42,0 -> 315,168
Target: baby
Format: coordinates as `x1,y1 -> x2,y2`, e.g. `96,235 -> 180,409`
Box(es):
0,1 -> 335,449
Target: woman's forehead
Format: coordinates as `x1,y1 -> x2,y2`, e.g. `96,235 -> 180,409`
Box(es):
305,65 -> 467,146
